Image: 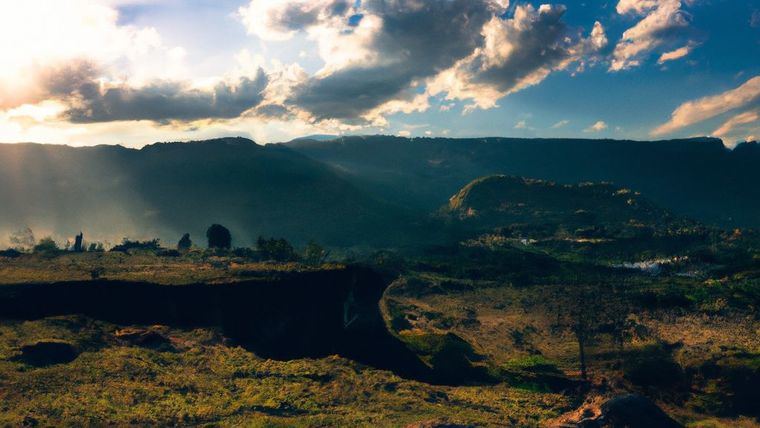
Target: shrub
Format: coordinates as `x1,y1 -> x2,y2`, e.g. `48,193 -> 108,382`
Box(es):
111,239 -> 161,253
256,236 -> 298,262
303,241 -> 329,265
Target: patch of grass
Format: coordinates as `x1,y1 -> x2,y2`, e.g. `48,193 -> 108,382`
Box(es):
0,252 -> 342,285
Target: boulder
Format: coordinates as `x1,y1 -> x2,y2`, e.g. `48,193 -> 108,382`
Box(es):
115,326 -> 174,351
16,340 -> 79,366
577,394 -> 682,428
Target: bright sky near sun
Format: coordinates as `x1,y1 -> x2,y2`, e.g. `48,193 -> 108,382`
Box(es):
0,0 -> 758,147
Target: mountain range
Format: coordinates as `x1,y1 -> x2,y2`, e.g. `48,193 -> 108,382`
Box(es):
0,135 -> 757,248
285,136 -> 760,228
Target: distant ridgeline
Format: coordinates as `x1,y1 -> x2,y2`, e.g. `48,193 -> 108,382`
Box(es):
0,136 -> 757,248
286,136 -> 760,229
0,138 -> 426,248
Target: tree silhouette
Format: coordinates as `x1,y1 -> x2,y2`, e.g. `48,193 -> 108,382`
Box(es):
9,227 -> 35,252
206,224 -> 231,249
256,236 -> 297,261
33,237 -> 60,254
73,232 -> 84,252
549,277 -> 632,382
177,233 -> 192,252
304,241 -> 330,265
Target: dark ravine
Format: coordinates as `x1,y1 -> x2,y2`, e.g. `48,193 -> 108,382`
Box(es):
0,267 -> 444,383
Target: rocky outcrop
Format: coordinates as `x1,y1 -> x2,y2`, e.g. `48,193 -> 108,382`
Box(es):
572,394 -> 682,428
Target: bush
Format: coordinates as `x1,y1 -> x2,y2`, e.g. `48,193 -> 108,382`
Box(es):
33,237 -> 60,255
111,239 -> 161,253
623,344 -> 684,389
206,224 -> 231,249
256,236 -> 298,262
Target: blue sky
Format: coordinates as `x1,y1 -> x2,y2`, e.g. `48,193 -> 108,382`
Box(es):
0,0 -> 758,146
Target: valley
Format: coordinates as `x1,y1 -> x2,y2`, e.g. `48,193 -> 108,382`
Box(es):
0,137 -> 758,427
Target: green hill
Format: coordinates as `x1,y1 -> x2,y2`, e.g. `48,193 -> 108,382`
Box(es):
443,175 -> 689,239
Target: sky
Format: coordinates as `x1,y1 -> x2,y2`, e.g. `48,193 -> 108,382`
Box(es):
0,0 -> 758,147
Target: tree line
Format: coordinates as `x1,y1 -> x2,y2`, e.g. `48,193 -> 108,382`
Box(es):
2,224 -> 329,265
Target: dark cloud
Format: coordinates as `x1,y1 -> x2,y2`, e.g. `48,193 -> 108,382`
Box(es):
264,0 -> 352,33
40,62 -> 269,123
465,6 -> 587,93
287,0 -> 497,120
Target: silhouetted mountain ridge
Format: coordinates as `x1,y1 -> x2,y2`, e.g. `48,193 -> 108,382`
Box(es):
284,136 -> 760,228
0,138 -> 424,247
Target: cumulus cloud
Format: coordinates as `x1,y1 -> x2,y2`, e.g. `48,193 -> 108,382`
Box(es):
585,120 -> 608,132
239,0 -> 353,41
8,60 -> 270,124
428,5 -> 608,111
63,72 -> 269,124
552,119 -> 570,128
274,0 -> 500,121
0,0 -> 189,111
239,0 -> 604,123
611,0 -> 694,71
653,75 -> 760,136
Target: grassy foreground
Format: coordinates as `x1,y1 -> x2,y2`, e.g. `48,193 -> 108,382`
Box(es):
0,316 -> 570,427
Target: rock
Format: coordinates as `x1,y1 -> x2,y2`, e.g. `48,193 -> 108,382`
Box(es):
115,326 -> 174,351
16,340 -> 79,366
574,394 -> 682,428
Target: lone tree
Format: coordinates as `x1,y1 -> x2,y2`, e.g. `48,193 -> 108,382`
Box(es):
73,232 -> 84,252
549,277 -> 632,382
177,233 -> 192,252
206,224 -> 231,249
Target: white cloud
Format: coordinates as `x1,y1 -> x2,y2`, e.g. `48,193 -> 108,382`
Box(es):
0,0 -> 193,112
552,119 -> 570,128
585,120 -> 608,132
712,110 -> 760,146
653,75 -> 760,135
657,43 -> 696,64
514,120 -> 528,129
610,0 -> 692,71
239,1 -> 606,124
